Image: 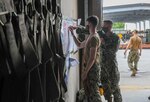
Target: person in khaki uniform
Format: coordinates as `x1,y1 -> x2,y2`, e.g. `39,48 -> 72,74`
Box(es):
124,30 -> 142,76
69,16 -> 102,102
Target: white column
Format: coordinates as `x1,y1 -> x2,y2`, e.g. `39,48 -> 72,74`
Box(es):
143,21 -> 146,31
135,22 -> 138,29
139,21 -> 141,31
125,23 -> 128,30
149,20 -> 150,29
137,22 -> 139,31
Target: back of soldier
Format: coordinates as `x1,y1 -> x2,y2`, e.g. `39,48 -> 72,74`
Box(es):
130,36 -> 142,50
124,30 -> 142,76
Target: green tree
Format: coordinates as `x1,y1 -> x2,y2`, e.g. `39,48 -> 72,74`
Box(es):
113,22 -> 125,29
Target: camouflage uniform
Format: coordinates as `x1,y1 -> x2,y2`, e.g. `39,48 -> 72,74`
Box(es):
83,36 -> 102,102
76,27 -> 122,102
98,30 -> 122,102
74,35 -> 102,102
128,50 -> 140,71
127,35 -> 142,72
83,64 -> 101,102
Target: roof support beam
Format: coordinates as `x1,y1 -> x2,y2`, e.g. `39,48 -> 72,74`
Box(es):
103,3 -> 150,23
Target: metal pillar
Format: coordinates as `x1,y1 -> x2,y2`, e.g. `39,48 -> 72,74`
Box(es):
78,0 -> 85,25
136,22 -> 139,31
125,23 -> 128,30
135,22 -> 138,29
77,0 -> 103,28
139,21 -> 141,31
88,0 -> 103,29
143,21 -> 146,31
84,0 -> 89,23
149,20 -> 150,29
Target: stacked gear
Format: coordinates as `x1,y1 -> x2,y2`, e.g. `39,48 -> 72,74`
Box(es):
0,0 -> 67,102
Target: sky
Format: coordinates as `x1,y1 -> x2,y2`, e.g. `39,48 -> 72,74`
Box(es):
103,0 -> 150,7
103,0 -> 150,30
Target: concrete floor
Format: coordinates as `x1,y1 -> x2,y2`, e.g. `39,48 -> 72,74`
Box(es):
117,49 -> 150,102
66,49 -> 150,102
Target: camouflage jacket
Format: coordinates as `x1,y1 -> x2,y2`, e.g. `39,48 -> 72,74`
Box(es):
98,30 -> 120,81
98,30 -> 120,60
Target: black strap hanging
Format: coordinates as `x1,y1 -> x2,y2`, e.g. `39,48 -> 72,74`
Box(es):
4,20 -> 27,77
0,22 -> 11,76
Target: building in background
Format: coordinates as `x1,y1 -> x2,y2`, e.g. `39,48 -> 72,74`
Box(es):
103,0 -> 150,31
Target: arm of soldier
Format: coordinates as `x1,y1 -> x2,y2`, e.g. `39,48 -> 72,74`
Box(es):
98,30 -> 105,44
105,35 -> 120,52
124,38 -> 131,55
82,47 -> 98,81
100,38 -> 105,45
116,36 -> 121,52
139,39 -> 142,56
82,37 -> 98,81
69,26 -> 86,48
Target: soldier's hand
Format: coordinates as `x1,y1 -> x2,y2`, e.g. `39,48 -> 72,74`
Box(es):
124,51 -> 127,55
68,26 -> 77,30
100,38 -> 105,44
139,52 -> 141,56
71,26 -> 77,30
68,26 -> 75,36
72,26 -> 78,30
124,52 -> 127,58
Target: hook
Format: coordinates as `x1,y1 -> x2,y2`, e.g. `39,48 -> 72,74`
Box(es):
0,11 -> 8,16
13,12 -> 18,16
0,20 -> 4,26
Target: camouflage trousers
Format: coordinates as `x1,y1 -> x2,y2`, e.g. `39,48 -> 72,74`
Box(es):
83,64 -> 102,102
101,60 -> 122,102
128,50 -> 140,71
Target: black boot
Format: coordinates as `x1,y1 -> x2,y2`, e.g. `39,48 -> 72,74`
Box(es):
148,96 -> 150,100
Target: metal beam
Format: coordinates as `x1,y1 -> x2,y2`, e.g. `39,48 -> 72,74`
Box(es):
104,3 -> 150,13
103,3 -> 150,23
84,0 -> 88,23
78,0 -> 85,25
104,16 -> 150,23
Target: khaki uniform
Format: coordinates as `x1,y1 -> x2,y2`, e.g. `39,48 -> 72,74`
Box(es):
128,35 -> 142,71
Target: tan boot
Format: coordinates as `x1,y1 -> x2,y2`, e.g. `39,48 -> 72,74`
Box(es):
131,69 -> 137,77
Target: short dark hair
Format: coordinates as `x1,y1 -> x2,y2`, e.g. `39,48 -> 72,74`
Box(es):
133,30 -> 138,33
86,15 -> 99,27
103,20 -> 113,25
